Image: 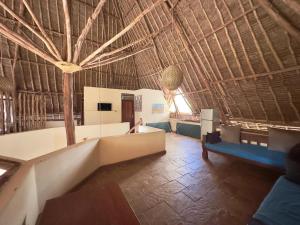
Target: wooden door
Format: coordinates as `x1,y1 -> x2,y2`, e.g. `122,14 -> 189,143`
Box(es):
122,99 -> 135,129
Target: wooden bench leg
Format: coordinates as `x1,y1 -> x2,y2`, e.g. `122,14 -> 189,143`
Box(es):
202,148 -> 208,160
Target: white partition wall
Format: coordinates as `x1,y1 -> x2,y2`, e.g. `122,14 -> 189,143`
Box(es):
84,87 -> 170,126
0,123 -> 129,161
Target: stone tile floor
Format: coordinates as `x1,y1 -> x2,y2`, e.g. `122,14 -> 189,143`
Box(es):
77,133 -> 280,225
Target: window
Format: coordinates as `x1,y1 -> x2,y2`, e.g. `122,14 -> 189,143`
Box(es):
0,168 -> 6,176
169,88 -> 192,114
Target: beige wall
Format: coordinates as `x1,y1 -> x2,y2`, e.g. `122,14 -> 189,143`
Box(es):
34,139 -> 99,210
98,126 -> 166,166
0,123 -> 129,161
84,87 -> 170,126
0,166 -> 39,225
0,140 -> 99,225
0,127 -> 166,225
135,89 -> 169,124
84,87 -> 135,125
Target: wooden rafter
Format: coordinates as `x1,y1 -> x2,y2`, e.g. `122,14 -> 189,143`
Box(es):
88,35 -> 152,64
22,0 -> 62,60
73,0 -> 107,63
0,1 -> 61,60
256,0 -> 300,42
62,0 -> 72,62
79,0 -> 165,66
83,44 -> 153,70
0,22 -> 56,64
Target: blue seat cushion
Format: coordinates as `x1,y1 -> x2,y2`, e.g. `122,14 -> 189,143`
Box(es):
254,176 -> 300,225
176,123 -> 201,139
146,122 -> 172,132
204,142 -> 286,169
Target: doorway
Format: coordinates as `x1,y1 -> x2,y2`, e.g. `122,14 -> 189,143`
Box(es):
121,94 -> 135,130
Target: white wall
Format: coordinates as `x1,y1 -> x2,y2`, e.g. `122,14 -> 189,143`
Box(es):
0,140 -> 99,225
84,87 -> 169,125
0,128 -> 166,225
34,139 -> 99,210
84,87 -> 135,125
135,89 -> 169,124
0,123 -> 129,161
0,166 -> 39,225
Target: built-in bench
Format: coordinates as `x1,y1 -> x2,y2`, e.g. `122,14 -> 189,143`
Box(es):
176,122 -> 201,139
202,130 -> 286,171
145,122 -> 172,132
250,176 -> 300,225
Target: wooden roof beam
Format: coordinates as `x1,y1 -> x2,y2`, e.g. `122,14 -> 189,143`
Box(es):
0,1 -> 61,60
22,0 -> 62,60
256,0 -> 300,42
162,0 -> 227,122
0,22 -> 56,64
73,0 -> 107,63
83,44 -> 152,70
62,0 -> 72,62
79,0 -> 166,67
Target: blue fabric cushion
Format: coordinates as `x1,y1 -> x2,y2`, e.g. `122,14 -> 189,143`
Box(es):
176,123 -> 201,139
146,122 -> 172,132
254,176 -> 300,225
204,142 -> 286,169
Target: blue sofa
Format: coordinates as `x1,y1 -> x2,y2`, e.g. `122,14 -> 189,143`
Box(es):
250,176 -> 300,225
202,131 -> 287,170
204,142 -> 286,170
176,122 -> 201,139
146,122 -> 172,132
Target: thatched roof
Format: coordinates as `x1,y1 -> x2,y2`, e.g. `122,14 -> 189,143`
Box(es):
0,0 -> 299,132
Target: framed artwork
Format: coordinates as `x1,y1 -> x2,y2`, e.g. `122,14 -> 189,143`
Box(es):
152,103 -> 164,114
134,95 -> 142,112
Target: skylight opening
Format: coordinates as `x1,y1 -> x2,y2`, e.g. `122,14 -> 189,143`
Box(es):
0,168 -> 7,176
169,88 -> 192,115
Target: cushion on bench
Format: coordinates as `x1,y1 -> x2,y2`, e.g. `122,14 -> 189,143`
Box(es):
253,176 -> 300,225
204,142 -> 286,169
146,122 -> 172,132
176,123 -> 201,139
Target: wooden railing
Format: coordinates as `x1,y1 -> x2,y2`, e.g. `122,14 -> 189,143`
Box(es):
127,118 -> 143,134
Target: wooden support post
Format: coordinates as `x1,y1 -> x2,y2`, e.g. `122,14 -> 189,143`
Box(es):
63,73 -> 75,146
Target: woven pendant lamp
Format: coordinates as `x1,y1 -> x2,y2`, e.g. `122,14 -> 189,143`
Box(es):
161,65 -> 183,90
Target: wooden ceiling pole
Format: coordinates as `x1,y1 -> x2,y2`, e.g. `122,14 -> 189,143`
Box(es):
162,1 -> 227,122
0,22 -> 57,64
73,0 -> 107,63
88,35 -> 152,64
62,0 -> 72,62
83,45 -> 153,69
21,0 -> 62,60
62,0 -> 75,146
79,0 -> 165,66
256,0 -> 300,42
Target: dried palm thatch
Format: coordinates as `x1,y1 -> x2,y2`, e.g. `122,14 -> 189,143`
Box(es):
0,0 -> 299,137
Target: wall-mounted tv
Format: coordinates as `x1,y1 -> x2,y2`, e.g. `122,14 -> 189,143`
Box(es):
97,103 -> 112,111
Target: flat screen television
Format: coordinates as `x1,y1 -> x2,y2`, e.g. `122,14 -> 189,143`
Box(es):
98,103 -> 112,111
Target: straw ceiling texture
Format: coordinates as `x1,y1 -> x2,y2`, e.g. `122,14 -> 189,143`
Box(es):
0,0 -> 299,133
117,0 -> 300,125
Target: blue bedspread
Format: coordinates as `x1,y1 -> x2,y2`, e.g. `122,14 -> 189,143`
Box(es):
205,142 -> 286,169
254,176 -> 300,225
